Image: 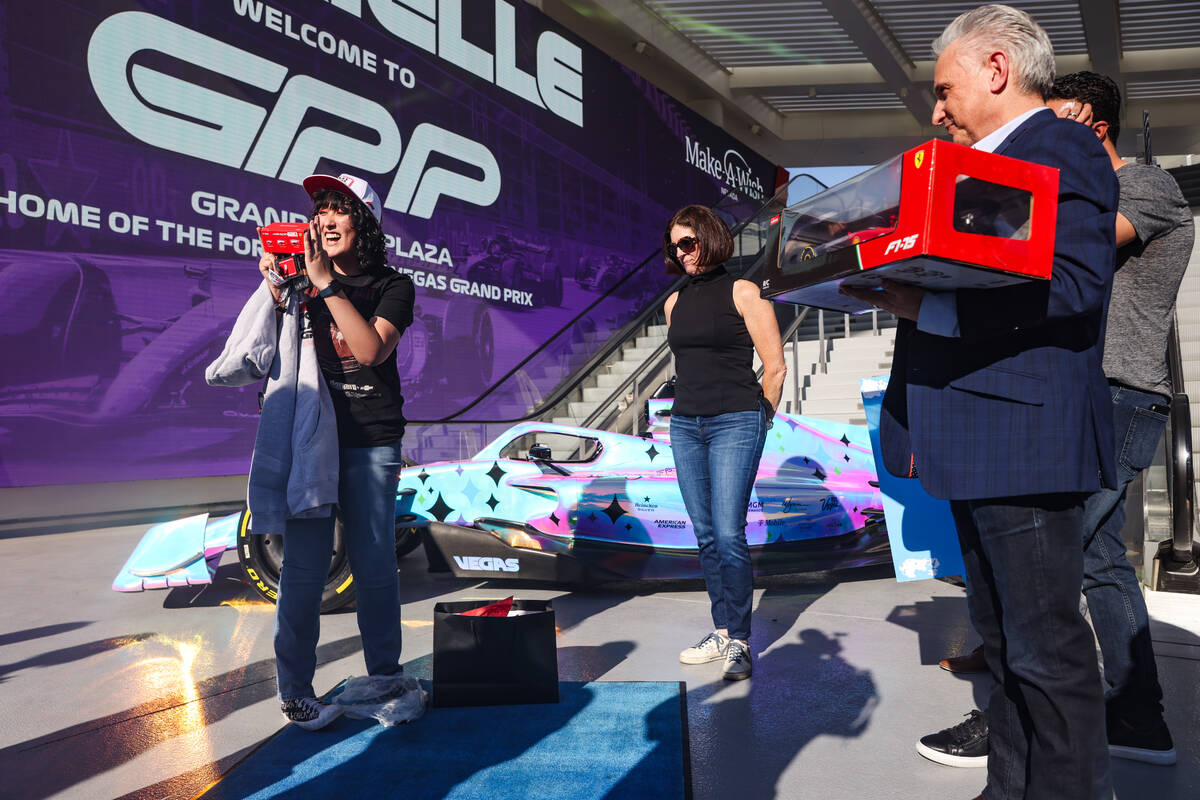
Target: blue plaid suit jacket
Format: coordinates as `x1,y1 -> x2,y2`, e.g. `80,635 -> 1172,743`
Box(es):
880,110 -> 1119,500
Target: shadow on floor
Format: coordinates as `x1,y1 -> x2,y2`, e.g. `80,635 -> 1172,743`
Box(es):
0,621 -> 94,648
688,628 -> 878,800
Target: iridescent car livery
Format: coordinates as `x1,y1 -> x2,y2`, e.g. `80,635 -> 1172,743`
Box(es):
114,408 -> 889,593
409,409 -> 889,581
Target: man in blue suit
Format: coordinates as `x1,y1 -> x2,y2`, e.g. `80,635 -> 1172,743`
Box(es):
842,6 -> 1118,800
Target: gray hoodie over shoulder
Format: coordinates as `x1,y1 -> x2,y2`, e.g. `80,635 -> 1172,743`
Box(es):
206,283 -> 339,532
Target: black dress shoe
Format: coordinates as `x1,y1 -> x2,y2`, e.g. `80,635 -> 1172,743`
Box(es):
916,709 -> 988,767
939,643 -> 987,673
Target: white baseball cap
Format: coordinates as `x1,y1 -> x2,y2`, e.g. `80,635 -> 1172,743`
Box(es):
302,173 -> 382,223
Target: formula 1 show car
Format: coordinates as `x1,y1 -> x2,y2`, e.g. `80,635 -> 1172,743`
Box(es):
114,408 -> 889,612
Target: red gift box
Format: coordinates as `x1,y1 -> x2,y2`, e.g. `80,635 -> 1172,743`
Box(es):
761,139 -> 1059,313
258,222 -> 309,283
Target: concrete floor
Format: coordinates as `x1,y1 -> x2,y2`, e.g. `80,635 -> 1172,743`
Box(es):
0,523 -> 1197,800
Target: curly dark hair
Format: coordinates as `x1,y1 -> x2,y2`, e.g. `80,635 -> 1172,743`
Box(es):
1048,71 -> 1122,144
662,204 -> 734,274
309,189 -> 390,277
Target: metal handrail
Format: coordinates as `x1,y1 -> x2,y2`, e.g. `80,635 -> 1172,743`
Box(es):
583,331 -> 672,431
584,303 -> 818,434
1165,311 -> 1196,563
407,173 -> 825,426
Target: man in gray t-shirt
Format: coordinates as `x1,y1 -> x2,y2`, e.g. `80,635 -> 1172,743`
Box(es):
1047,72 -> 1192,765
1107,164 -> 1194,395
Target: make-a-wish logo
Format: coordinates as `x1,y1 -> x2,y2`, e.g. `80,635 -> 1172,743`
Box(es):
684,136 -> 765,201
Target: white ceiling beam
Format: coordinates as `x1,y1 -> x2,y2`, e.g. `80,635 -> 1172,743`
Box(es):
819,0 -> 934,123
1079,0 -> 1122,84
571,0 -> 786,137
729,63 -> 885,91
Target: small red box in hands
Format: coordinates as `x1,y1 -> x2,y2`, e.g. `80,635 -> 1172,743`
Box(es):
761,139 -> 1059,313
258,222 -> 309,285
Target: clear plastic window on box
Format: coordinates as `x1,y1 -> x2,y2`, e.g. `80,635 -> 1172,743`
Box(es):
780,156 -> 902,273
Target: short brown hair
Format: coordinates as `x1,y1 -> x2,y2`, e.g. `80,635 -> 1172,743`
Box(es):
662,205 -> 734,274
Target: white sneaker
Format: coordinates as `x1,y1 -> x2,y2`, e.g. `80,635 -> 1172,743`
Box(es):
679,631 -> 729,664
281,697 -> 343,730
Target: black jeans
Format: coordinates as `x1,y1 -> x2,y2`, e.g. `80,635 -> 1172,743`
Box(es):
952,494 -> 1110,800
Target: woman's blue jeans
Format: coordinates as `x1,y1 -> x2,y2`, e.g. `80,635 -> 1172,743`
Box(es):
670,408 -> 768,641
275,442 -> 404,701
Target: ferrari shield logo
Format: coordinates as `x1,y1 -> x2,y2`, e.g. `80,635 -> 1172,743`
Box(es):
914,150 -> 925,169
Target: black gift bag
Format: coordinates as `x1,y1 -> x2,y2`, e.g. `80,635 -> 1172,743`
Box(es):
432,599 -> 559,707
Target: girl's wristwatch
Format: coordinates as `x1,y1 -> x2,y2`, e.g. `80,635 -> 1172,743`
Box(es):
317,279 -> 343,298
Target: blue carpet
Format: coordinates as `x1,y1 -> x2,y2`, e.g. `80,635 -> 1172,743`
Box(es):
202,681 -> 689,800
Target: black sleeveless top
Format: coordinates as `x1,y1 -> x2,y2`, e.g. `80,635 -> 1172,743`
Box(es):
667,266 -> 761,417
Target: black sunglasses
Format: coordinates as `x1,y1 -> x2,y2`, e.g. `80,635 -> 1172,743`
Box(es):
668,236 -> 699,257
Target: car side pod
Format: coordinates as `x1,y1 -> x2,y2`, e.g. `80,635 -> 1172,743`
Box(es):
422,520 -> 610,583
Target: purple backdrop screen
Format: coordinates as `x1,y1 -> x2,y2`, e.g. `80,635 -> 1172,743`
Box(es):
0,1 -> 777,487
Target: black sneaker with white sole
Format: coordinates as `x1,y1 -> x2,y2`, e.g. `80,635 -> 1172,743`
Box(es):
721,639 -> 752,680
281,696 -> 343,731
1107,714 -> 1176,766
916,709 -> 988,768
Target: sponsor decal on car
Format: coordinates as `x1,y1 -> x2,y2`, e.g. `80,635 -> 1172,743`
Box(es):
453,555 -> 520,572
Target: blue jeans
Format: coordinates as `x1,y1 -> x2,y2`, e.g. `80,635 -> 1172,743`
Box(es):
952,494 -> 1109,800
275,442 -> 404,701
670,408 -> 768,641
1082,384 -> 1168,726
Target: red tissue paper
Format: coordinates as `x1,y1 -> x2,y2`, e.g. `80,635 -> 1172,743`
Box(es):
460,596 -> 514,617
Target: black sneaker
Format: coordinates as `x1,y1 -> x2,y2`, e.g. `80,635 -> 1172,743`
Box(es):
721,639 -> 752,681
1107,715 -> 1176,765
916,709 -> 988,768
281,696 -> 343,731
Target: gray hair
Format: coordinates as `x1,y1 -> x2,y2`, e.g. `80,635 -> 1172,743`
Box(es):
932,4 -> 1055,98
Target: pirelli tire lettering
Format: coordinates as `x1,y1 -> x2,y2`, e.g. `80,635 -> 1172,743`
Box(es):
235,507 -> 356,614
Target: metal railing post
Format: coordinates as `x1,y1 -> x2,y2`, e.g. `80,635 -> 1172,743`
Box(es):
630,361 -> 641,436
818,309 -> 827,374
791,314 -> 800,414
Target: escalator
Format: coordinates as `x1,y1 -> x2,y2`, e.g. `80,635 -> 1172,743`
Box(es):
403,173 -> 827,463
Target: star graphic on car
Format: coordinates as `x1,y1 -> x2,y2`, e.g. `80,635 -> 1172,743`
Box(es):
485,494 -> 499,511
645,445 -> 660,462
486,461 -> 507,485
602,495 -> 626,524
428,493 -> 454,522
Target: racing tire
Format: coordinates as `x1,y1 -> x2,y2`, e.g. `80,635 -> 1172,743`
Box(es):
235,508 -> 357,614
395,524 -> 423,558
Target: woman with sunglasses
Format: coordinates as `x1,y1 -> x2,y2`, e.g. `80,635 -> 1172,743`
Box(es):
663,204 -> 785,680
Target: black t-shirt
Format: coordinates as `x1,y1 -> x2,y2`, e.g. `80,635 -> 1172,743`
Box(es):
305,269 -> 415,447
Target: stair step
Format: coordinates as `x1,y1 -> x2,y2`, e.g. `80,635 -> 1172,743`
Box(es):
583,385 -> 620,403
620,346 -> 659,362
798,397 -> 865,416
595,372 -> 629,388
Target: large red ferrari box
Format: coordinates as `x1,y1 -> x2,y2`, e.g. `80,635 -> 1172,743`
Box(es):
760,138 -> 1059,313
